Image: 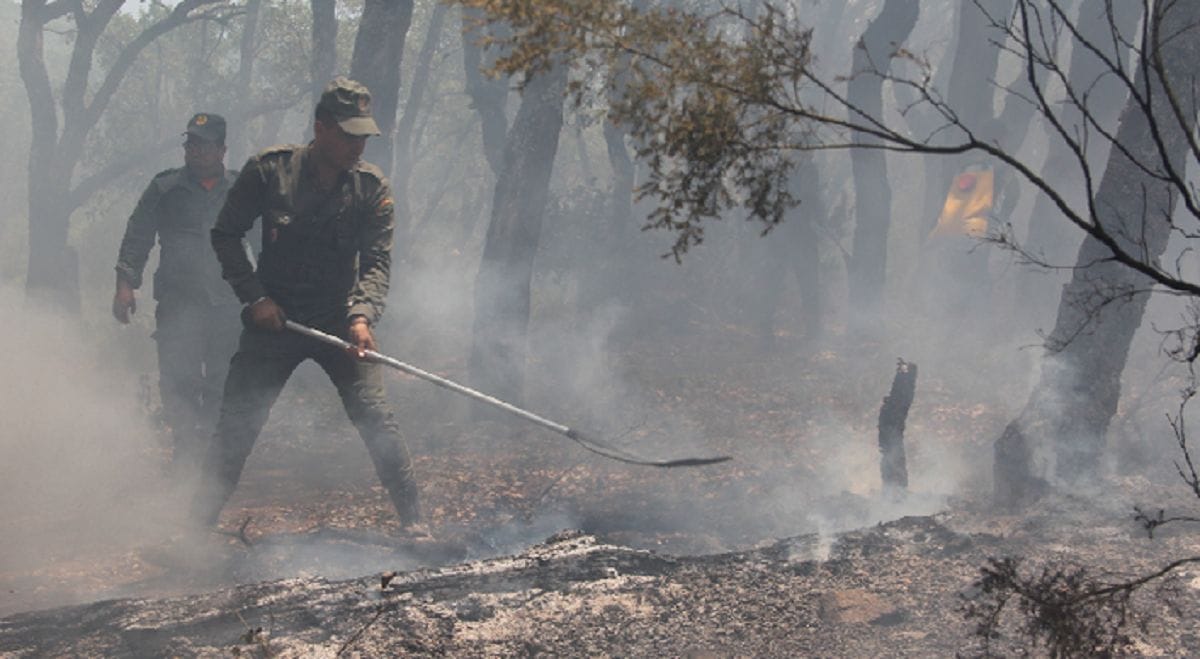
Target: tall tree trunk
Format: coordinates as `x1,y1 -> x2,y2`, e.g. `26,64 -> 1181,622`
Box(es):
751,152 -> 826,345
575,0 -> 650,315
468,64 -> 568,408
1017,1 -> 1142,327
188,19 -> 210,103
18,1 -> 73,311
230,0 -> 263,164
994,1 -> 1200,504
393,1 -> 448,261
845,0 -> 918,326
461,5 -> 510,175
791,153 -> 825,341
310,0 -> 338,108
349,0 -> 415,178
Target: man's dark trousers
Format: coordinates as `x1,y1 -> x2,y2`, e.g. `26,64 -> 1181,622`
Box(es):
195,323 -> 419,525
155,299 -> 241,470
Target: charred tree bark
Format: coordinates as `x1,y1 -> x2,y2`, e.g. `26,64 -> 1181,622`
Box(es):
879,360 -> 917,492
349,0 -> 415,179
994,1 -> 1200,504
18,0 -> 223,313
846,0 -> 918,326
993,419 -> 1044,510
468,64 -> 568,408
310,0 -> 338,108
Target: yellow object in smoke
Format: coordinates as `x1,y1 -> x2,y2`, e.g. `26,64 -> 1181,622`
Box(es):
930,168 -> 994,238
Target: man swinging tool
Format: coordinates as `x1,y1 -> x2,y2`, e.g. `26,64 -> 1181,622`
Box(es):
194,78 -> 424,533
284,321 -> 732,468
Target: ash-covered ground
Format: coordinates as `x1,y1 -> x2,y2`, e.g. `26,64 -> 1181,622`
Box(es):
2,322 -> 1198,656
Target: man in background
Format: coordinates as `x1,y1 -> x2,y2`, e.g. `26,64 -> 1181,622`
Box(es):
113,113 -> 242,472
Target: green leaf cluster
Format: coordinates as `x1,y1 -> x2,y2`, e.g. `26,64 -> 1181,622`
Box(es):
456,0 -> 820,259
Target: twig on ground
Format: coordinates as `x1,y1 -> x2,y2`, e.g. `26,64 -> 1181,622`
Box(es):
215,516 -> 254,547
337,605 -> 389,657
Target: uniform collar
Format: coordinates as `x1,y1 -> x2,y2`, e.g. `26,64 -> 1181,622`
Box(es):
184,164 -> 226,187
300,142 -> 352,191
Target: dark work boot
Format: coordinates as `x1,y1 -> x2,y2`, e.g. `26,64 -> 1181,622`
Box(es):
390,485 -> 428,537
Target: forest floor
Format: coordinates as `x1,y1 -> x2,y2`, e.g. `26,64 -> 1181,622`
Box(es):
1,316 -> 1199,656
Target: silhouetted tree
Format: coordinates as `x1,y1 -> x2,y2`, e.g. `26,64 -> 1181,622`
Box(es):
846,0 -> 918,327
17,0 -> 233,312
468,63 -> 569,407
349,0 -> 415,178
994,0 -> 1200,502
393,1 -> 449,259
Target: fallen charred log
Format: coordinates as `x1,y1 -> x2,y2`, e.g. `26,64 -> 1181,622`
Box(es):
2,507 -> 1195,657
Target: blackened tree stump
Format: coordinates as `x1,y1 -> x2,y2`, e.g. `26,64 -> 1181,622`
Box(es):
879,359 -> 917,492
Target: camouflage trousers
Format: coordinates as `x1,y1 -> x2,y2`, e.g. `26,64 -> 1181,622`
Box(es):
154,298 -> 241,471
193,325 -> 419,526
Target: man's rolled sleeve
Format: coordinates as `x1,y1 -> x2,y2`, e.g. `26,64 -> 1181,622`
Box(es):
347,180 -> 395,325
212,158 -> 268,304
115,182 -> 162,289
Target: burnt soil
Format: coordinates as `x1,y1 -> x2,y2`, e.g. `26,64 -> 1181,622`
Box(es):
1,328 -> 1198,656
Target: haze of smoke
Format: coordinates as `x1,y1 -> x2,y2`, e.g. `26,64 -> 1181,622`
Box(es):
0,285 -> 182,575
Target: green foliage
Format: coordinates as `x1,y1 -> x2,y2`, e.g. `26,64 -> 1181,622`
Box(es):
456,0 -> 820,260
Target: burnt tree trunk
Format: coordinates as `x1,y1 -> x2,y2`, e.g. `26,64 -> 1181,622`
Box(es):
468,64 -> 568,408
349,0 -> 415,179
879,360 -> 917,492
1017,1 -> 1141,326
846,0 -> 918,326
994,1 -> 1200,504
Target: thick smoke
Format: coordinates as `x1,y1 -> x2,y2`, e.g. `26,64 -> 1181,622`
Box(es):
2,0 -> 1195,625
0,286 -> 179,576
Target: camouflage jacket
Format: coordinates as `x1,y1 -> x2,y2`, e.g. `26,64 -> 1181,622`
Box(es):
115,167 -> 240,306
211,144 -> 396,327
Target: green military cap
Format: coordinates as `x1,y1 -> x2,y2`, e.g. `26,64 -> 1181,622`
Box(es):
317,77 -> 381,136
185,112 -> 226,143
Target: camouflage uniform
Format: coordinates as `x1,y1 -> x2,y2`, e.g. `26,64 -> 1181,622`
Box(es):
115,113 -> 240,468
198,80 -> 418,526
